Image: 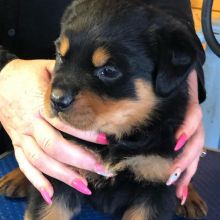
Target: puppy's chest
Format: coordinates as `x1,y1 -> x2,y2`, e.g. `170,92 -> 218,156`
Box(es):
75,155 -> 173,188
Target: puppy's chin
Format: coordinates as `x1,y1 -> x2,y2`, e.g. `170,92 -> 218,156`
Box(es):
58,108 -> 96,131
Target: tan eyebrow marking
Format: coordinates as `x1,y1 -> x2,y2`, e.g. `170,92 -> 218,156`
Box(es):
59,35 -> 70,57
92,47 -> 111,67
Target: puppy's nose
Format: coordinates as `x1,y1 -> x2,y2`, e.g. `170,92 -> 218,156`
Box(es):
51,88 -> 74,112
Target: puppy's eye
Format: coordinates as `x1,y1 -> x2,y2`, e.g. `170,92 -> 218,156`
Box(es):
95,66 -> 122,82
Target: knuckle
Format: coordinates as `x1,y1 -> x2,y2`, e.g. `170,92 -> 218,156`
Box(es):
29,152 -> 41,167
41,137 -> 54,152
57,173 -> 69,185
12,136 -> 22,147
12,140 -> 19,148
13,145 -> 20,152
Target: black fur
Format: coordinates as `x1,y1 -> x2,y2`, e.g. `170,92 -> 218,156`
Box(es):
27,0 -> 202,219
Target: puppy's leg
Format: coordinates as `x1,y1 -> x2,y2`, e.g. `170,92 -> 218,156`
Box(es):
24,201 -> 75,220
176,184 -> 208,219
25,185 -> 82,220
0,168 -> 30,198
122,185 -> 176,220
122,205 -> 155,220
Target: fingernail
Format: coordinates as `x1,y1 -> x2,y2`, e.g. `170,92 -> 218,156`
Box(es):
181,186 -> 188,205
94,164 -> 114,177
40,188 -> 53,205
71,179 -> 92,195
166,168 -> 182,186
174,133 -> 187,151
97,133 -> 109,145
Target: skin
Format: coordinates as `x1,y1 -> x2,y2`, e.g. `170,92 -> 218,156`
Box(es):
172,69 -> 204,200
0,59 -> 108,198
0,59 -> 204,201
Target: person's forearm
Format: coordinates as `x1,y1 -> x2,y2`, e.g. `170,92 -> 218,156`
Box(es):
0,45 -> 18,71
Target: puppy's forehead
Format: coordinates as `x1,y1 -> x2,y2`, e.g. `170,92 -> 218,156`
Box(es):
62,0 -> 151,41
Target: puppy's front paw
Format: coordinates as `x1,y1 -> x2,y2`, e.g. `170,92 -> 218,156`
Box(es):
0,168 -> 30,198
176,185 -> 208,219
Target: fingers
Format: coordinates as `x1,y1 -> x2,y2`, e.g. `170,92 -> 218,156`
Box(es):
22,136 -> 89,186
172,123 -> 204,174
175,103 -> 203,142
43,60 -> 55,83
16,135 -> 93,198
167,123 -> 204,204
175,70 -> 202,142
32,120 -> 111,177
40,109 -> 108,145
176,156 -> 200,201
169,70 -> 205,205
14,146 -> 54,204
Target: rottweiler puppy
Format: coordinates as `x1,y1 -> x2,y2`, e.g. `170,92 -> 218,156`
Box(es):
0,0 -> 208,219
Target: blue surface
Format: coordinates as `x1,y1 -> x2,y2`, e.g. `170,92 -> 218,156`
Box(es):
198,20 -> 220,149
1,152 -> 220,220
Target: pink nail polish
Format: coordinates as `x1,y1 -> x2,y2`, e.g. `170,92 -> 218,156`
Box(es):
40,188 -> 52,205
94,164 -> 114,177
174,133 -> 187,151
181,186 -> 188,205
71,179 -> 92,195
166,168 -> 182,186
97,133 -> 109,145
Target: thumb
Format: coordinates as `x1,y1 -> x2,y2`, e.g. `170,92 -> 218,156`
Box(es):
46,60 -> 56,74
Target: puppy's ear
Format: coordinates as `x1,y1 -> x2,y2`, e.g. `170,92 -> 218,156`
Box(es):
149,25 -> 199,97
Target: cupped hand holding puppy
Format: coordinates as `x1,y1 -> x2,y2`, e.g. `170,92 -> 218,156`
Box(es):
168,69 -> 205,205
0,59 -> 109,204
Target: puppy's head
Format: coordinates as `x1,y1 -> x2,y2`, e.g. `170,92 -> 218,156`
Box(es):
45,0 -> 199,138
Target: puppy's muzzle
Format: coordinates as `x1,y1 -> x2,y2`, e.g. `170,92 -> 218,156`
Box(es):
50,87 -> 76,112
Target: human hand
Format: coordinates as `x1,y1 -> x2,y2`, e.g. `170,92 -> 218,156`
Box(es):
166,69 -> 205,205
0,59 -> 109,204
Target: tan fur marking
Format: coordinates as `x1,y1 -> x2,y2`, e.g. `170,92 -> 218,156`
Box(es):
59,79 -> 157,138
0,168 -> 30,198
59,35 -> 70,57
92,47 -> 111,67
24,211 -> 32,220
107,155 -> 172,183
176,184 -> 208,219
72,155 -> 172,188
122,205 -> 156,220
38,200 -> 74,220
